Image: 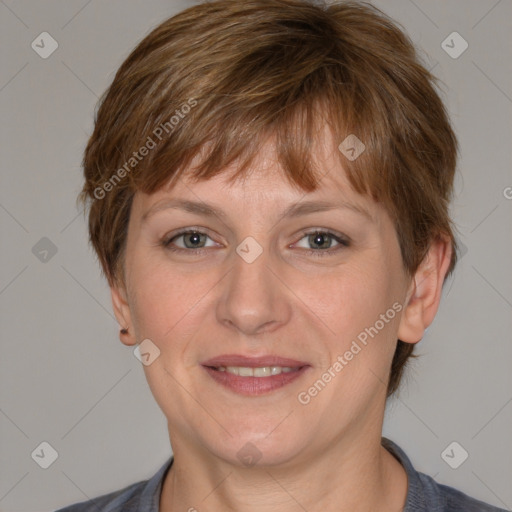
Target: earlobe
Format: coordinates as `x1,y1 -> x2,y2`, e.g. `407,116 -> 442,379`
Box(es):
397,236 -> 453,344
110,284 -> 137,346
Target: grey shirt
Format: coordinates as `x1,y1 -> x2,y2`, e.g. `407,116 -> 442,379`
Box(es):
55,438 -> 507,511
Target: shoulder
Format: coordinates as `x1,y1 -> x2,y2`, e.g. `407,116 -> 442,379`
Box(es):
416,471 -> 508,511
54,456 -> 173,512
54,480 -> 145,512
382,438 -> 507,512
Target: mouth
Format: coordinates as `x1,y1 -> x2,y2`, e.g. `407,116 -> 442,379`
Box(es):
201,355 -> 311,396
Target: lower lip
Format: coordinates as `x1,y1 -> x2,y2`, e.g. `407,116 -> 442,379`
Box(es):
203,366 -> 309,396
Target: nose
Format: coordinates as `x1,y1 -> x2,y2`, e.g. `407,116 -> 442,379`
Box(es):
216,243 -> 292,336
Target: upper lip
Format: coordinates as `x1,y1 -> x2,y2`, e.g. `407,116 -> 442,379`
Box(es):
202,354 -> 309,368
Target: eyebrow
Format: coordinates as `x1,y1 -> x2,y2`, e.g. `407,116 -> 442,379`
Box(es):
141,198 -> 373,223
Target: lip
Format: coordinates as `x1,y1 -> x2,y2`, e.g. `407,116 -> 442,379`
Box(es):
201,354 -> 311,396
202,354 -> 309,368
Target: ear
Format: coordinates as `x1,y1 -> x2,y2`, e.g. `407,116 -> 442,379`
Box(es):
397,235 -> 453,344
111,281 -> 137,346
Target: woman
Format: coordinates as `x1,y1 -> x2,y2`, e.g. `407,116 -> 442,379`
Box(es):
57,0 -> 506,510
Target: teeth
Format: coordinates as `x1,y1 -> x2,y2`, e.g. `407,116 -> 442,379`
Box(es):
218,366 -> 296,377
238,367 -> 253,377
254,367 -> 271,377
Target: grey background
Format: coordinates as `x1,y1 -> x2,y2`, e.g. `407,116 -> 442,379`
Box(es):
0,0 -> 511,510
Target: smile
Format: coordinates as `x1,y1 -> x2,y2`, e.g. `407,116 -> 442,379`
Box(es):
201,354 -> 310,396
215,366 -> 298,377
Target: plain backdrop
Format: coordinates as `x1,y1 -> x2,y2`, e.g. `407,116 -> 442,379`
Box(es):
0,1 -> 511,511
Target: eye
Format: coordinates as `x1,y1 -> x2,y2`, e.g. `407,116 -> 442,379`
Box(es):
162,229 -> 217,253
161,228 -> 350,257
293,230 -> 350,257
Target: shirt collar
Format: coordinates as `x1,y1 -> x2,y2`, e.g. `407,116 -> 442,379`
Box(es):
382,437 -> 430,510
137,455 -> 174,511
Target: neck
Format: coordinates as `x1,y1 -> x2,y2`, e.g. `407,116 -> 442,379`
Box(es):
159,429 -> 407,512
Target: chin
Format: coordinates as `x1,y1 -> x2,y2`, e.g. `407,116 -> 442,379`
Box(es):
201,421 -> 311,469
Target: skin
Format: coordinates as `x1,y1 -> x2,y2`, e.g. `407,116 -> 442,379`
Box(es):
111,127 -> 452,512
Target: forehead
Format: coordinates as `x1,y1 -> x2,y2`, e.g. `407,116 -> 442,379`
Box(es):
132,131 -> 379,222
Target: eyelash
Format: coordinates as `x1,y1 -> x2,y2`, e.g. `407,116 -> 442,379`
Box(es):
161,228 -> 350,258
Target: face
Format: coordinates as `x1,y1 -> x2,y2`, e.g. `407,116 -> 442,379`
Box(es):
113,129 -> 414,468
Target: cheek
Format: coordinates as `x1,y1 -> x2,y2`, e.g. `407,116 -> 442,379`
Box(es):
298,261 -> 403,402
296,267 -> 401,412
296,261 -> 397,342
128,252 -> 220,343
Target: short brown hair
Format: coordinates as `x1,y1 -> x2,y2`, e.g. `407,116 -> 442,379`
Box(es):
79,0 -> 459,396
